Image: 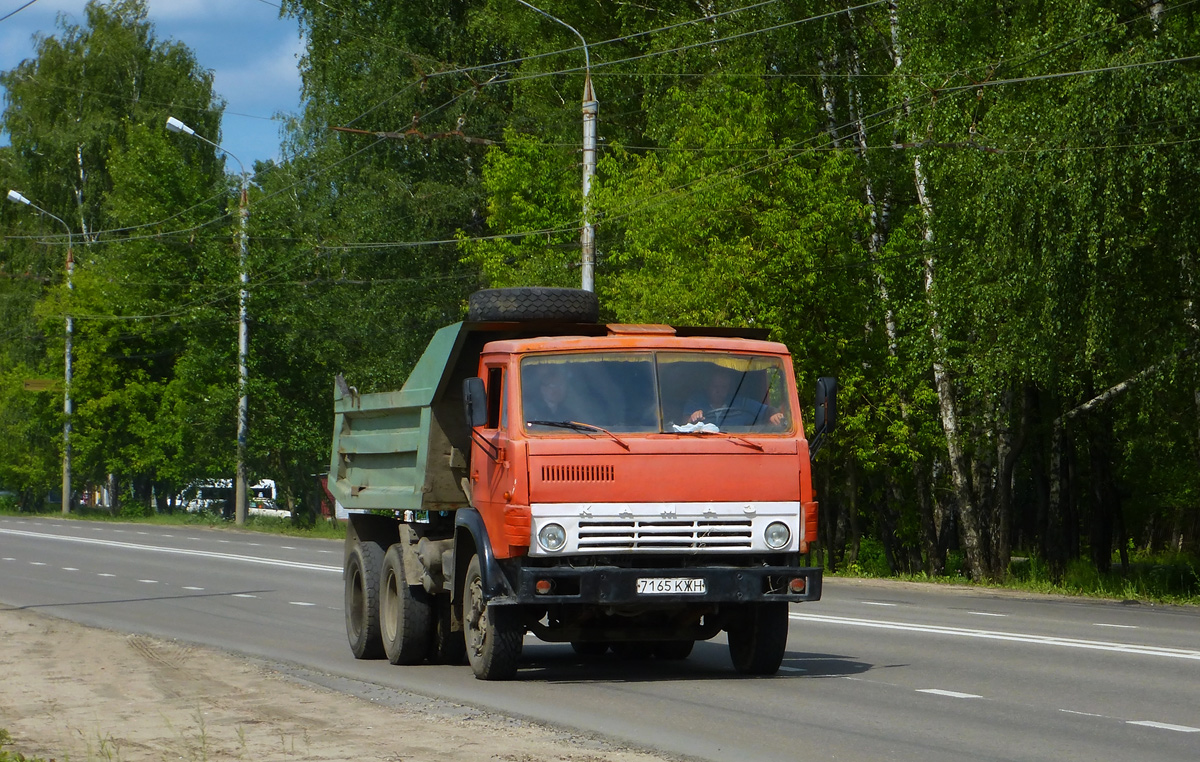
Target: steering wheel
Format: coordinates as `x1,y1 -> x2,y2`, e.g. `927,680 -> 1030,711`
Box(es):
706,406 -> 755,425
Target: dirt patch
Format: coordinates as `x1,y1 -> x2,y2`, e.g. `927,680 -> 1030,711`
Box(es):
0,609 -> 674,762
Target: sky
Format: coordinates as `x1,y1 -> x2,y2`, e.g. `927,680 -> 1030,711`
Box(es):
0,0 -> 305,167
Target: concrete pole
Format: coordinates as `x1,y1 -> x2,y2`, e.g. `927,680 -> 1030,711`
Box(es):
166,117 -> 250,525
7,190 -> 73,514
581,73 -> 597,293
515,1 -> 597,291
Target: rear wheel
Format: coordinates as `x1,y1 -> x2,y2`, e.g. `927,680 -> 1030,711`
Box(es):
463,554 -> 523,680
380,545 -> 432,665
727,602 -> 789,675
344,540 -> 385,659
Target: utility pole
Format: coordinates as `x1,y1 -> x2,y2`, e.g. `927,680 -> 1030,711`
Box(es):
7,189 -> 73,515
166,117 -> 251,526
515,0 -> 597,292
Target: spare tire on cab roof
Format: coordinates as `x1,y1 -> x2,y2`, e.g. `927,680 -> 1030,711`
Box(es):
468,287 -> 599,323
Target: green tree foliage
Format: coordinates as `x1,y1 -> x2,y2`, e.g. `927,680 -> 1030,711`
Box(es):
1,0 -> 229,508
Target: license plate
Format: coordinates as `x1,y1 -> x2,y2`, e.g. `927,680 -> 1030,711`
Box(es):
636,577 -> 707,595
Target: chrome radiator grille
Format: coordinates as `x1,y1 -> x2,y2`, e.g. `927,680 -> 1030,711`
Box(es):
577,518 -> 753,550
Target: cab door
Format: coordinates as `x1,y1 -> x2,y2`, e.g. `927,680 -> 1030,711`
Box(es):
469,364 -> 515,547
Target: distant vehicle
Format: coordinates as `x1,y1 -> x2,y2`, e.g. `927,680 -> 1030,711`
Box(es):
178,479 -> 280,516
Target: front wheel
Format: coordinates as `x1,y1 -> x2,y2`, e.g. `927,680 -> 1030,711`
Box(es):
463,554 -> 523,680
727,602 -> 789,675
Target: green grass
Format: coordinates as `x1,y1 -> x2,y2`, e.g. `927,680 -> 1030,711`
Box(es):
0,729 -> 48,762
0,501 -> 346,540
832,542 -> 1200,605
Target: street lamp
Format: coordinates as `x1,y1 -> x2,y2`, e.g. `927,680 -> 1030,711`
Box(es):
7,189 -> 74,516
515,0 -> 598,292
166,116 -> 251,526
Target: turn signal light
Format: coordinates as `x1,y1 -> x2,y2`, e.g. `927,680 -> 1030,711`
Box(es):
535,579 -> 554,595
788,577 -> 807,594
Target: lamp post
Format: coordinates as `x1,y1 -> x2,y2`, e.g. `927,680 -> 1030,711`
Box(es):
7,189 -> 74,515
515,0 -> 597,292
166,116 -> 250,526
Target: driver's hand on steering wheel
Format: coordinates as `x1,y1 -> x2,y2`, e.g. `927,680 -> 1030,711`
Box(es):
769,411 -> 785,425
688,409 -> 705,423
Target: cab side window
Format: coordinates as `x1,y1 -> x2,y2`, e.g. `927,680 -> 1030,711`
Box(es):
486,366 -> 504,429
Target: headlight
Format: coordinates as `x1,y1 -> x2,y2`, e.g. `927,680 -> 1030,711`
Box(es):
764,521 -> 791,550
537,523 -> 567,552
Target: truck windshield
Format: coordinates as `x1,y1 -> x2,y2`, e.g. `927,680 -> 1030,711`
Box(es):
520,351 -> 793,435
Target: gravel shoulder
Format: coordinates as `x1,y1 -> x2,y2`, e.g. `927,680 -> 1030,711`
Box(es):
0,608 -> 675,762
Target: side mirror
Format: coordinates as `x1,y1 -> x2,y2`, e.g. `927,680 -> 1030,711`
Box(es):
814,376 -> 837,435
463,377 -> 488,428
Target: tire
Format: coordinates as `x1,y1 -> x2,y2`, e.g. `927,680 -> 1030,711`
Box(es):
467,287 -> 599,323
727,602 -> 789,675
570,641 -> 609,658
380,545 -> 433,665
345,540 -> 385,660
463,554 -> 523,680
654,640 -> 695,661
429,595 -> 466,665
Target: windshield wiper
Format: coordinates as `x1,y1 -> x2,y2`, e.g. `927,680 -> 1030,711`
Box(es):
526,420 -> 630,450
671,428 -> 764,451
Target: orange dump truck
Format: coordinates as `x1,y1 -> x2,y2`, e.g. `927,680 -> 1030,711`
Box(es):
330,288 -> 836,679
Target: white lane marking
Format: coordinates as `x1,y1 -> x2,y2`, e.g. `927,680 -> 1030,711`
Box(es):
788,612 -> 1200,661
317,550 -> 335,554
138,579 -> 158,584
1094,623 -> 1137,629
136,531 -> 148,535
62,567 -> 79,571
1127,721 -> 1200,733
861,601 -> 897,607
281,546 -> 296,550
1060,709 -> 1107,718
970,612 -> 1007,617
289,601 -> 316,607
97,573 -> 115,577
249,543 -> 261,547
917,689 -> 982,699
0,528 -> 340,573
779,666 -> 807,673
182,586 -> 205,591
2,557 -> 13,561
233,593 -> 257,598
30,562 -> 46,566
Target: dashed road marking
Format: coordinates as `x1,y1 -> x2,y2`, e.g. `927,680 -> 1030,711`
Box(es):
1060,709 -> 1106,718
917,689 -> 983,699
969,612 -> 1007,617
29,561 -> 46,566
182,586 -> 205,591
861,601 -> 897,607
1094,623 -> 1137,629
233,593 -> 257,598
1127,721 -> 1200,733
289,601 -> 316,607
0,528 -> 339,573
779,666 -> 807,673
97,573 -> 115,577
138,579 -> 158,584
62,567 -> 78,571
789,612 -> 1200,661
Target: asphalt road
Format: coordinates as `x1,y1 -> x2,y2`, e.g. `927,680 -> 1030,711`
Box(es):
2,515 -> 1198,762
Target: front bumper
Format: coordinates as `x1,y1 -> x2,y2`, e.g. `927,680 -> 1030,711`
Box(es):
506,564 -> 823,605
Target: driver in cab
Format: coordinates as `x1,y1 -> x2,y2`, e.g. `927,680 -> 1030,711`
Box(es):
686,368 -> 785,427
